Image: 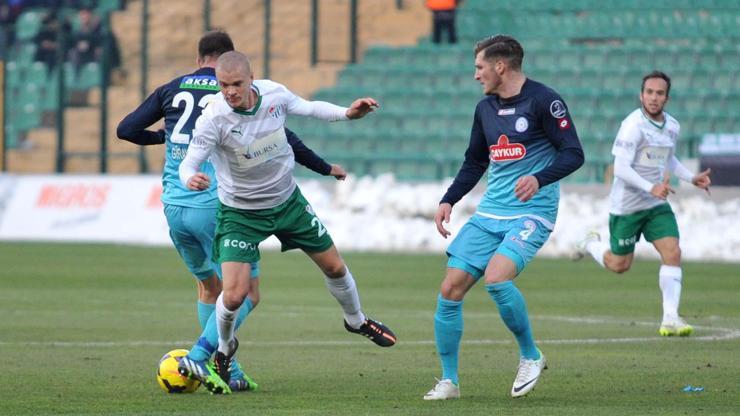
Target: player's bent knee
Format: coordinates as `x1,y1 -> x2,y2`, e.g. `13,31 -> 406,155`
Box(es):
322,261 -> 347,278
661,246 -> 681,265
439,280 -> 465,301
222,291 -> 248,310
611,261 -> 631,274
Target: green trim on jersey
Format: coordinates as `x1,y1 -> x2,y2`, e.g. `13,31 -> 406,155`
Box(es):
640,109 -> 666,129
232,85 -> 263,116
608,203 -> 679,255
212,187 -> 334,264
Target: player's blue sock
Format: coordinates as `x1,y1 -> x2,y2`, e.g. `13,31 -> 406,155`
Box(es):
188,298 -> 254,362
486,281 -> 540,360
434,294 -> 463,385
197,301 -> 216,330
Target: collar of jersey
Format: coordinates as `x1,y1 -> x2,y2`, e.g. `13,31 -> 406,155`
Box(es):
640,109 -> 666,130
232,84 -> 262,116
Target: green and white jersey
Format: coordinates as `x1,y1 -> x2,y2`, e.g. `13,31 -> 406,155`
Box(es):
609,108 -> 680,215
180,79 -> 347,209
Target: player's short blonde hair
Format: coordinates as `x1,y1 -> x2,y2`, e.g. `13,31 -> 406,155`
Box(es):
216,51 -> 252,76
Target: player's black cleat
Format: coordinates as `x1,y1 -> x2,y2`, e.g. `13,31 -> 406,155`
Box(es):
214,338 -> 239,383
344,318 -> 397,347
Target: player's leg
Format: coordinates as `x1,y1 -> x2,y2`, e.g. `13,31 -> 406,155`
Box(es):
579,212 -> 642,273
163,204 -> 222,329
644,205 -> 691,336
424,217 -> 489,400
178,262 -> 252,395
304,245 -> 397,347
229,275 -> 260,392
482,217 -> 549,398
185,265 -> 260,390
276,188 -> 396,347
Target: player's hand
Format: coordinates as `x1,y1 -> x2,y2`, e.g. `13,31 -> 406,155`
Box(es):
329,164 -> 347,180
435,203 -> 453,238
650,173 -> 675,200
346,97 -> 379,119
186,172 -> 211,191
692,168 -> 711,195
514,175 -> 540,202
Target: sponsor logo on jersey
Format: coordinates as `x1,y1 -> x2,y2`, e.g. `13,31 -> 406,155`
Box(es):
549,100 -> 567,119
243,143 -> 280,160
558,118 -> 570,130
498,108 -> 516,116
489,135 -> 526,162
268,104 -> 286,119
515,117 -> 529,132
180,76 -> 219,91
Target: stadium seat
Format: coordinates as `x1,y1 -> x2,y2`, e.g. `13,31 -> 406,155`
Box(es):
15,11 -> 43,41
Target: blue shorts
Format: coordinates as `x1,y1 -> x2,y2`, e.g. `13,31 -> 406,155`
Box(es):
446,214 -> 552,278
164,204 -> 260,281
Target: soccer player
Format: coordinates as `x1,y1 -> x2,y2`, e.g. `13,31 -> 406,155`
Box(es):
116,31 -> 347,394
178,51 -> 397,394
423,35 -> 584,400
573,70 -> 711,337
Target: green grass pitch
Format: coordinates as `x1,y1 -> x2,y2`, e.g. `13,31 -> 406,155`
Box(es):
0,242 -> 737,415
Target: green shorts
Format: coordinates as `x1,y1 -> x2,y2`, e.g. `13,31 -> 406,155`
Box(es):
608,203 -> 679,255
212,187 -> 334,264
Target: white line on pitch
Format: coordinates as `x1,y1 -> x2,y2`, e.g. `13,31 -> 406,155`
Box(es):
1,315 -> 737,348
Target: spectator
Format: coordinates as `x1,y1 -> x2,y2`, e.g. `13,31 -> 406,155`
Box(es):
426,0 -> 461,44
0,0 -> 25,49
68,7 -> 101,73
33,10 -> 70,73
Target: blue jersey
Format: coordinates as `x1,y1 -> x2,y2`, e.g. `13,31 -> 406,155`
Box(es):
441,79 -> 584,227
119,68 -> 220,208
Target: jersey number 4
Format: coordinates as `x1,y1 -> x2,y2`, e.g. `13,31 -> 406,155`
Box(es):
170,91 -> 216,144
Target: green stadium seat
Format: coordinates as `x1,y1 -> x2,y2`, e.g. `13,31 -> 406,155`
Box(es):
15,11 -> 43,41
4,61 -> 22,87
12,43 -> 37,65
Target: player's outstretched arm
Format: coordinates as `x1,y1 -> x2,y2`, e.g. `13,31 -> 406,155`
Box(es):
329,164 -> 347,180
434,203 -> 453,238
692,168 -> 711,191
345,97 -> 379,119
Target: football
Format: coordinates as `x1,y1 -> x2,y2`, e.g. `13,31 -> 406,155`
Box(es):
156,349 -> 201,393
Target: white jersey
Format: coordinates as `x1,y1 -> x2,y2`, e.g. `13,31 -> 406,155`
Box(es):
180,79 -> 348,209
609,108 -> 680,215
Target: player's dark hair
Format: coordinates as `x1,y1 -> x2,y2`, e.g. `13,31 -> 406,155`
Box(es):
641,70 -> 671,96
474,35 -> 524,70
198,30 -> 234,60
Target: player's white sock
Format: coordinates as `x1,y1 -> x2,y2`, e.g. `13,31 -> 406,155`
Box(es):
324,269 -> 366,329
216,293 -> 239,354
585,240 -> 608,268
659,265 -> 682,322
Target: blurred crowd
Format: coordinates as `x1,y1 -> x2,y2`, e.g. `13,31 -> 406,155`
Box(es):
1,0 -> 124,76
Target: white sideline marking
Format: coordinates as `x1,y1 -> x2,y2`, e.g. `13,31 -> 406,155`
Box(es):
1,315 -> 738,348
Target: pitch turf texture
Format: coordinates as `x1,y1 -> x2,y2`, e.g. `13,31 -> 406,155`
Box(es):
0,242 -> 737,416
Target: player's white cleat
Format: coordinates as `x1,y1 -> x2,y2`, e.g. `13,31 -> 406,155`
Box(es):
511,350 -> 547,398
571,231 -> 601,261
423,378 -> 460,400
659,317 -> 693,337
